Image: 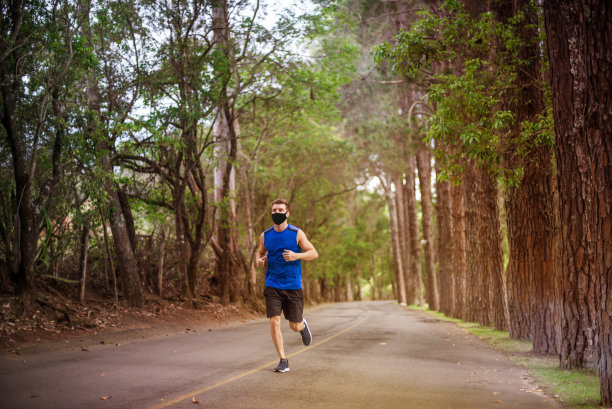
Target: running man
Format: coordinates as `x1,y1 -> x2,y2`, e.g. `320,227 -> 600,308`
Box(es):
256,198 -> 318,373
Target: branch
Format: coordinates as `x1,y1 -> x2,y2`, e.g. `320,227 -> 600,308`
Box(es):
127,192 -> 173,210
407,99 -> 433,119
0,3 -> 26,63
238,0 -> 259,62
375,79 -> 409,85
360,8 -> 423,24
311,185 -> 357,205
115,154 -> 175,184
210,237 -> 223,259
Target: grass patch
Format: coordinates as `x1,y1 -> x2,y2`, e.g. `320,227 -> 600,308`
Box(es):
527,357 -> 600,409
413,307 -> 602,409
461,326 -> 533,353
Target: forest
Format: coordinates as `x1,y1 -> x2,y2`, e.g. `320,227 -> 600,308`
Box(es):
1,0 -> 610,405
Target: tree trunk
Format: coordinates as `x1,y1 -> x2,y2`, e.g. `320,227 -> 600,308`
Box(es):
212,0 -> 246,305
117,188 -> 137,254
105,190 -> 144,307
505,149 -> 558,346
242,180 -> 258,295
334,274 -> 342,302
417,147 -> 438,310
101,215 -> 118,304
394,173 -> 412,304
463,167 -> 489,326
434,159 -> 453,316
371,255 -> 378,301
381,177 -> 407,305
212,105 -> 245,304
404,155 -> 423,306
157,228 -> 166,297
464,165 -> 506,329
173,187 -> 192,303
501,0 -> 560,353
543,0 -> 610,380
79,224 -> 90,304
346,275 -> 354,301
449,182 -> 467,319
185,169 -> 208,300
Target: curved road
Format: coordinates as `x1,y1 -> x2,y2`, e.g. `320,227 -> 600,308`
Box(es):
0,301 -> 560,409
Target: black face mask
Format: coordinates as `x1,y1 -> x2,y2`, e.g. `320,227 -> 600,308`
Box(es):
271,211 -> 288,225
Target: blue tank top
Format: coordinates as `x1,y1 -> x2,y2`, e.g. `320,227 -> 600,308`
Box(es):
264,224 -> 302,289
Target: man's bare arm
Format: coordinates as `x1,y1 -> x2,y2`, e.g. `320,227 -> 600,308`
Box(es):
256,233 -> 267,267
283,230 -> 318,262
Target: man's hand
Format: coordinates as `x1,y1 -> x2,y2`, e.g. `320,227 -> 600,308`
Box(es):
256,255 -> 267,268
282,249 -> 300,262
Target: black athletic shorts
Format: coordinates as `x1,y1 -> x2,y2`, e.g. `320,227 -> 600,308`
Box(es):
264,286 -> 304,323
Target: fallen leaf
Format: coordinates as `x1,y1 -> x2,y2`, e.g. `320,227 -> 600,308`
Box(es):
192,396 -> 200,404
81,347 -> 89,352
100,395 -> 112,400
29,395 -> 39,398
100,373 -> 105,377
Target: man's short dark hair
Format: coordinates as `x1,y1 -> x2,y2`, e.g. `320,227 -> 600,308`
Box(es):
271,198 -> 290,211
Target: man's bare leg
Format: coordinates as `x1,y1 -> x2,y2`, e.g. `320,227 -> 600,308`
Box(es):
270,316 -> 285,358
289,321 -> 305,332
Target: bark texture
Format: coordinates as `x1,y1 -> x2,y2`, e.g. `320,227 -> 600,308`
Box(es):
464,165 -> 506,329
434,163 -> 453,316
450,182 -> 467,319
543,0 -> 611,386
502,0 -> 560,354
394,173 -> 411,304
404,156 -> 423,305
381,177 -> 407,305
417,148 -> 438,310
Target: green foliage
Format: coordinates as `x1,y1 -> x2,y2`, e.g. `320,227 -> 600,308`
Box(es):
373,0 -> 553,186
235,7 -> 397,297
0,0 -> 395,301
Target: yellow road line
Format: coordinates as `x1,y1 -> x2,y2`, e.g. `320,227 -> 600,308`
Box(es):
145,308 -> 371,409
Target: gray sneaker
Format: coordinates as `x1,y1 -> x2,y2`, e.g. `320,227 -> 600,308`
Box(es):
274,358 -> 290,373
300,318 -> 312,346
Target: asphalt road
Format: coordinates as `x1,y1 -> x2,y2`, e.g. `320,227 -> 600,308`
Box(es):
0,301 -> 561,409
